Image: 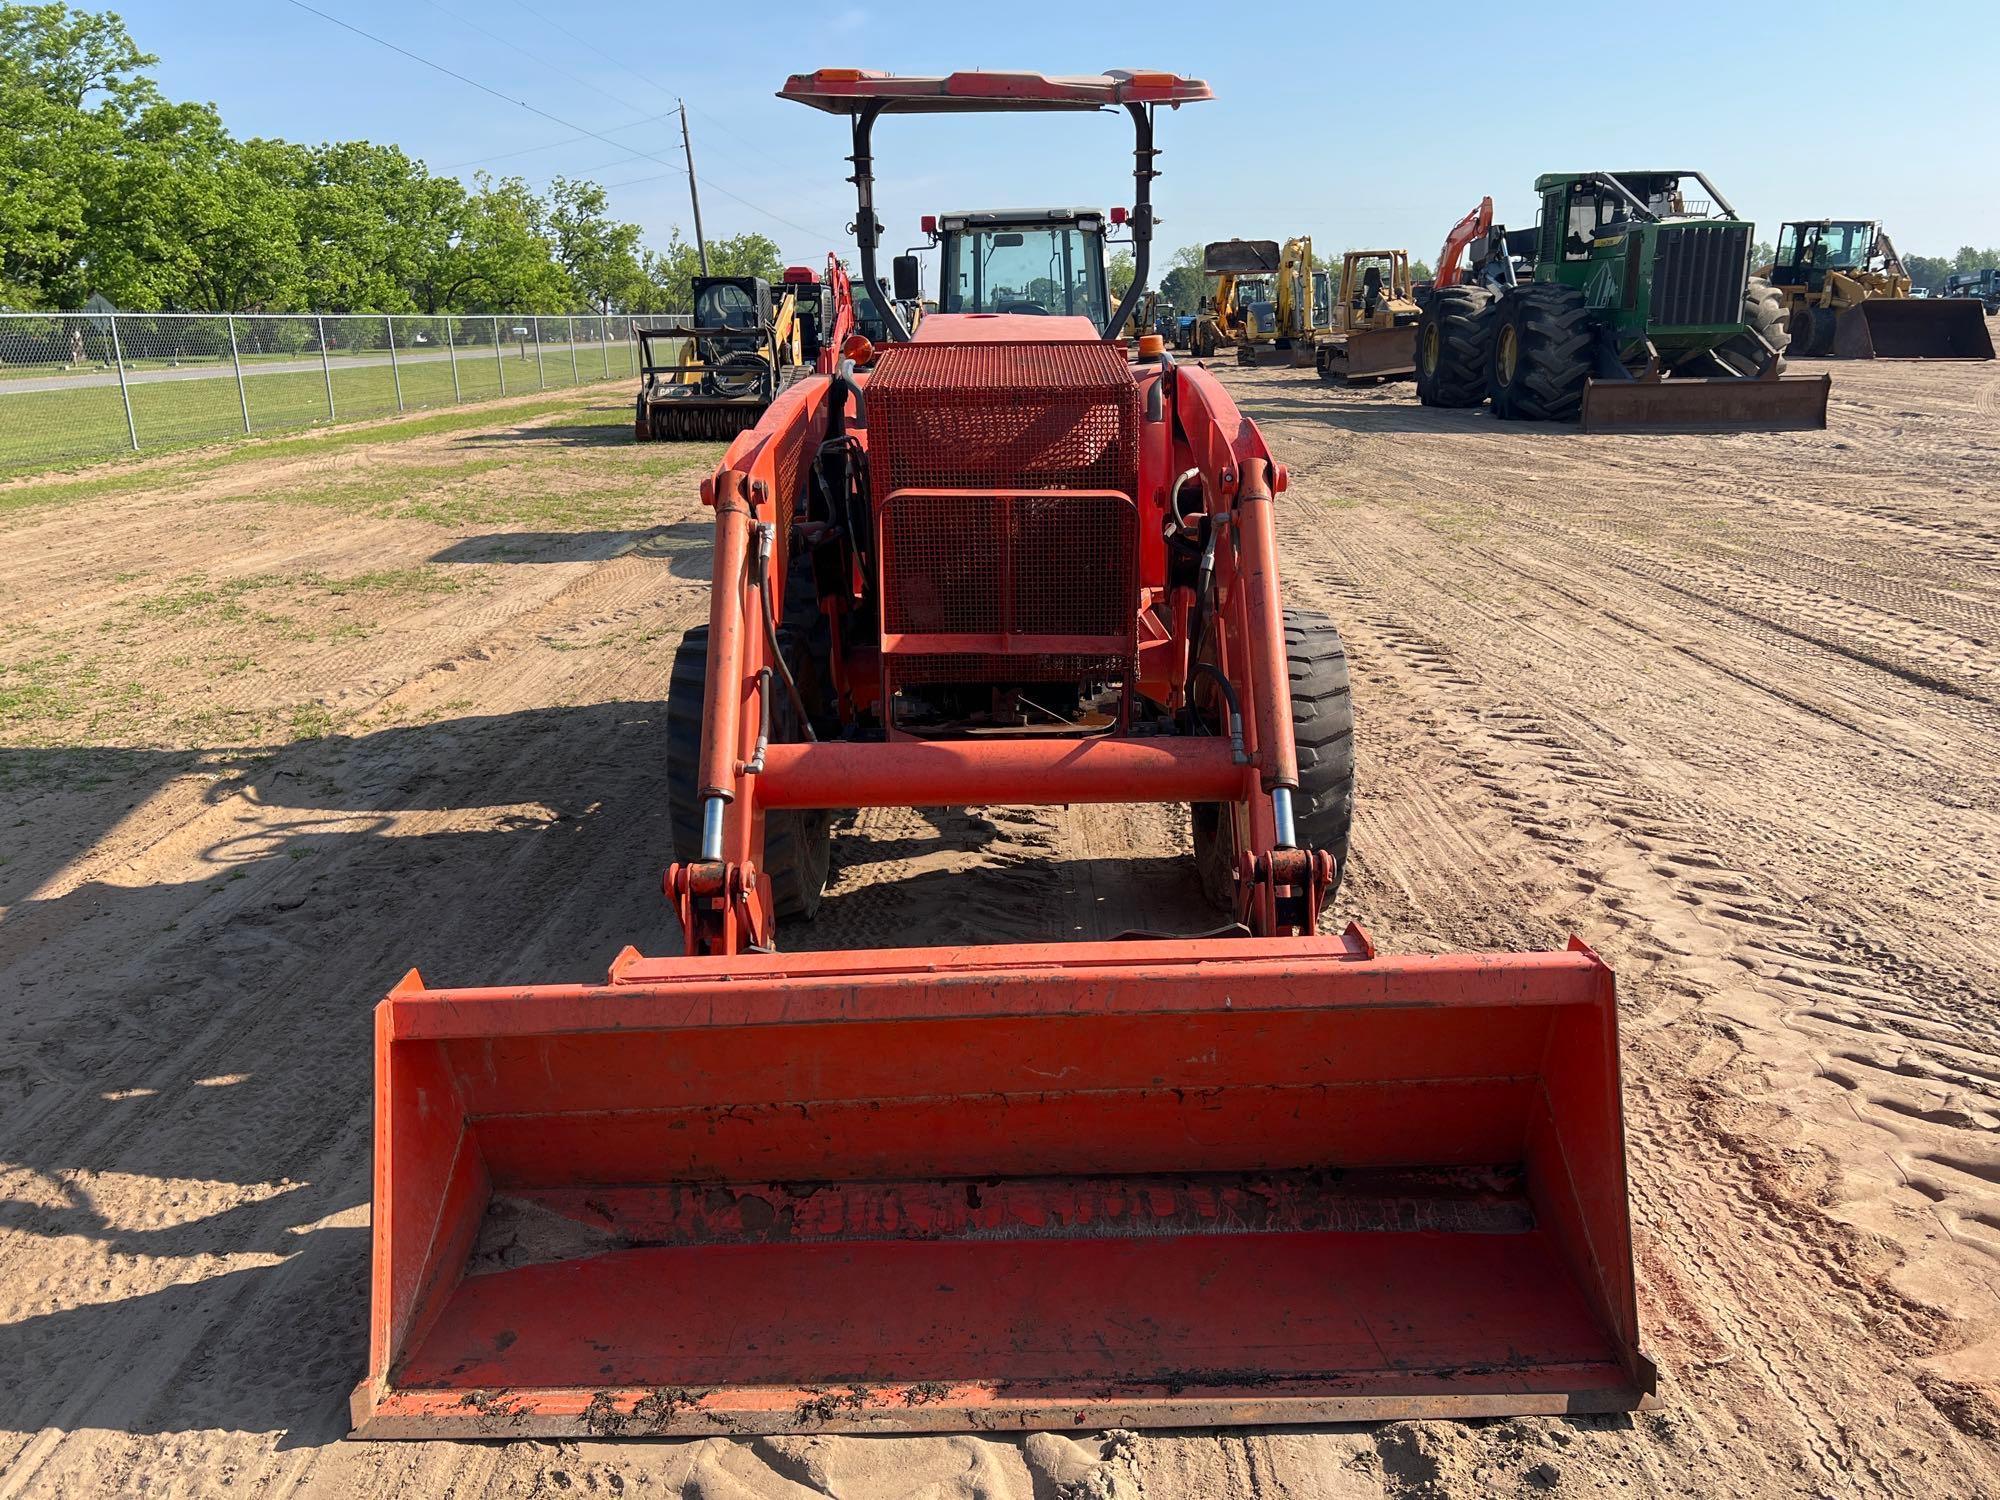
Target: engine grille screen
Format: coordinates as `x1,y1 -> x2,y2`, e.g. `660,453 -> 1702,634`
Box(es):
867,339 -> 1140,694
867,340 -> 1140,499
881,491 -> 1136,641
1651,224 -> 1750,329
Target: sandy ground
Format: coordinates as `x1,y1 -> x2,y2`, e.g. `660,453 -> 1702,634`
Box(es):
2,357 -> 1998,1497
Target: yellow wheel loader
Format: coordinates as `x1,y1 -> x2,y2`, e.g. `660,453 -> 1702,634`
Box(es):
1316,249 -> 1422,383
1190,238 -> 1279,357
1764,221 -> 1994,361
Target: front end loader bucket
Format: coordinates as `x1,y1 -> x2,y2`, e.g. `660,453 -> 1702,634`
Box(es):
1581,371 -> 1830,433
352,929 -> 1652,1438
1832,299 -> 1996,360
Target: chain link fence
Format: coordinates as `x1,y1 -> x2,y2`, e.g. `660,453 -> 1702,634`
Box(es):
0,310 -> 691,475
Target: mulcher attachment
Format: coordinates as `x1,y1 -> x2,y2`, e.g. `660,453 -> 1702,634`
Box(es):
352,930 -> 1653,1438
643,400 -> 771,442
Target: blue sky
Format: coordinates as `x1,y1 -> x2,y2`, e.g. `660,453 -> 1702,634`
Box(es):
119,1 -> 1997,271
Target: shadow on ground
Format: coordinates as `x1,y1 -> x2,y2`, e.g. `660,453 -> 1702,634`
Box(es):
429,519 -> 712,576
0,709 -> 1208,1444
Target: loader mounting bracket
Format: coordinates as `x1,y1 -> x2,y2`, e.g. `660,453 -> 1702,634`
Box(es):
1237,846 -> 1337,937
665,859 -> 773,956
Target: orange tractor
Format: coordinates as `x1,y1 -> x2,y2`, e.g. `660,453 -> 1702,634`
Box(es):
352,70 -> 1652,1439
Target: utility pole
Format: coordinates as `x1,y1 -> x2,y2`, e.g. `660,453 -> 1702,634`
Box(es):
678,101 -> 709,276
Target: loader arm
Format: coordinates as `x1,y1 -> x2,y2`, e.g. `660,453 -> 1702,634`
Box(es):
674,353 -> 1323,956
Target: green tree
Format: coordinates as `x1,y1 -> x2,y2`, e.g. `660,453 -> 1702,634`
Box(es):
545,176 -> 643,313
1158,242 -> 1207,314
0,3 -> 691,315
631,230 -> 785,312
426,174 -> 572,313
293,141 -> 465,312
0,2 -> 163,305
1108,247 -> 1136,301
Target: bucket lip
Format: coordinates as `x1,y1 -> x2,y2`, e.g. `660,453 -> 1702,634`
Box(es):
350,1360 -> 1657,1438
380,927 -> 1615,1042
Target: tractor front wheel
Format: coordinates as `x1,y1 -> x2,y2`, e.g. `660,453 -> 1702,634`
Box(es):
1192,609 -> 1355,917
668,624 -> 832,922
1414,287 -> 1498,408
1488,284 -> 1592,422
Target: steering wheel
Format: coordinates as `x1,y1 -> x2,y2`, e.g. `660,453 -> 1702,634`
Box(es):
998,301 -> 1051,315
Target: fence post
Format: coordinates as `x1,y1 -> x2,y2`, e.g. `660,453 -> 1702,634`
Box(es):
533,317 -> 546,389
318,316 -> 336,420
108,314 -> 139,451
495,317 -> 506,395
386,314 -> 404,411
227,314 -> 251,433
567,316 -> 580,385
446,317 -> 461,403
600,315 -> 611,378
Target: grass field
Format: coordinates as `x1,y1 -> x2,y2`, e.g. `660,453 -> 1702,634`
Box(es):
0,339 -> 643,473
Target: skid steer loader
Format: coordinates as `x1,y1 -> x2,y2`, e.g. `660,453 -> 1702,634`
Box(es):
1416,171 -> 1831,432
1763,220 -> 1994,360
352,69 -> 1652,1440
635,265 -> 832,441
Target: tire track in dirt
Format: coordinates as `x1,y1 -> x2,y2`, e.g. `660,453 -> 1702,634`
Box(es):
1231,364 -> 2000,1493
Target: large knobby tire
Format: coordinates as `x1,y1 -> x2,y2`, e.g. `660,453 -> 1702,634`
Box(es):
1192,609 -> 1355,915
1710,277 -> 1792,377
1785,302 -> 1836,358
668,624 -> 832,921
1414,286 -> 1498,408
1488,283 -> 1592,422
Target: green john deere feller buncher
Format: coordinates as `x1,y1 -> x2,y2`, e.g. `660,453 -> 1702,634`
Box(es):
1415,170 -> 1830,432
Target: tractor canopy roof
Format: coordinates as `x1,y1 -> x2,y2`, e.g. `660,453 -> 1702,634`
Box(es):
779,69 -> 1211,113
937,207 -> 1105,227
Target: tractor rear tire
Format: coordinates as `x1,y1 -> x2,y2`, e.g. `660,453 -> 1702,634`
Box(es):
1414,287 -> 1498,407
668,624 -> 832,922
1711,277 -> 1792,377
1192,609 -> 1354,917
1488,283 -> 1592,422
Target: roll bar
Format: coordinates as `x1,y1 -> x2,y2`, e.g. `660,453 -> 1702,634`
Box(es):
780,69 -> 1211,343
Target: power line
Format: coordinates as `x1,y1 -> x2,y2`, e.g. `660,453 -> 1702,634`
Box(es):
283,1 -> 836,242
416,0 -> 653,120
438,109 -> 680,173
495,0 -> 767,158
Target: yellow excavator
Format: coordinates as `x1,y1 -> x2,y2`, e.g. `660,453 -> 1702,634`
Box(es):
1235,236 -> 1323,366
1762,221 -> 1994,360
1314,249 -> 1422,383
1190,238 -> 1278,357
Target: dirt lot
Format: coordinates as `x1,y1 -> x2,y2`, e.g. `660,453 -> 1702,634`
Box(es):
2,354 -> 1998,1498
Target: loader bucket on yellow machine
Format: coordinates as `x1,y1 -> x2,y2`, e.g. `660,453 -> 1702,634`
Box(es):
1831,299 -> 1996,360
350,929 -> 1653,1438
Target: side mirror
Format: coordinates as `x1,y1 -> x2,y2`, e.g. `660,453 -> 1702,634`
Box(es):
891,254 -> 922,303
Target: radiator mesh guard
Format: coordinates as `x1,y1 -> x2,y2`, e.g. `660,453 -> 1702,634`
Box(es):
867,340 -> 1140,695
